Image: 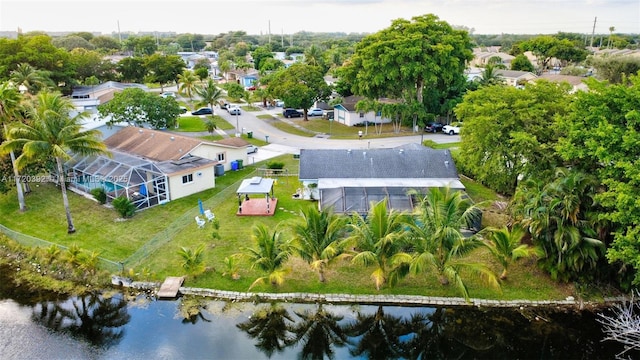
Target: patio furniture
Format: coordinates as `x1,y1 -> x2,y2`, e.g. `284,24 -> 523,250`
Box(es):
195,216 -> 205,228
204,209 -> 215,222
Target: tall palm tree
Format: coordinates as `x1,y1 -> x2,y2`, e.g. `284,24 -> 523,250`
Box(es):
0,82 -> 26,211
481,226 -> 538,280
0,91 -> 108,233
177,70 -> 198,100
304,44 -> 324,68
345,199 -> 410,290
407,187 -> 500,301
9,63 -> 50,94
243,223 -> 293,289
608,26 -> 615,49
194,78 -> 223,116
290,206 -> 348,283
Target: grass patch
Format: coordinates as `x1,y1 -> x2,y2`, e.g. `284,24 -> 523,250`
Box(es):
256,114 -> 274,120
284,118 -> 418,139
270,121 -> 316,137
423,140 -> 461,149
198,135 -> 224,142
0,156 -> 579,301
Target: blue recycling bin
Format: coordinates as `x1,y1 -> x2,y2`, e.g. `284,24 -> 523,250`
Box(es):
231,161 -> 238,171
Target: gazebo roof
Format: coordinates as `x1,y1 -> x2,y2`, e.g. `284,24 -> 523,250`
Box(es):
237,177 -> 274,194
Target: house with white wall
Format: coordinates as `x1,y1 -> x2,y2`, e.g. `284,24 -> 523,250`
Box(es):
333,95 -> 392,127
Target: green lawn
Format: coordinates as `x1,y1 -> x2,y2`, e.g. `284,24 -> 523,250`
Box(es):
282,118 -> 422,140
0,156 -> 573,301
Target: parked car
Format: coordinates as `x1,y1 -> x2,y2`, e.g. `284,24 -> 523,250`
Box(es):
442,123 -> 461,135
229,106 -> 241,115
307,108 -> 324,116
179,106 -> 188,114
160,92 -> 176,98
282,108 -> 303,118
191,108 -> 213,116
247,145 -> 258,154
323,110 -> 334,120
218,100 -> 230,110
274,99 -> 285,107
424,122 -> 444,133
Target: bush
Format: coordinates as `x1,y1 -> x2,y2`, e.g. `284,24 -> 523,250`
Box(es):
90,187 -> 107,204
112,196 -> 136,218
266,161 -> 285,169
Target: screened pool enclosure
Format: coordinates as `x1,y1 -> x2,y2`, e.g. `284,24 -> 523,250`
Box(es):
64,151 -> 169,210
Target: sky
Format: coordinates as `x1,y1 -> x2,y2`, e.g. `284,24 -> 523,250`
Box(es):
1,0 -> 638,36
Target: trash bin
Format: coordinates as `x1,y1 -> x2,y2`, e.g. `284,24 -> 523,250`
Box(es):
247,131 -> 253,139
236,159 -> 244,169
231,161 -> 238,171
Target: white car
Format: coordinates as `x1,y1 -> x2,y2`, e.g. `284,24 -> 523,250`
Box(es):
274,99 -> 285,107
247,145 -> 258,154
307,108 -> 324,116
442,123 -> 461,135
229,106 -> 241,115
160,92 -> 176,98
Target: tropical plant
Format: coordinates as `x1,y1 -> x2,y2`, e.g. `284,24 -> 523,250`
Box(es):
222,255 -> 240,280
242,223 -> 292,289
236,304 -> 295,357
177,244 -> 206,276
204,119 -> 217,134
477,64 -> 505,87
195,78 -> 224,116
290,206 -> 348,282
510,168 -> 605,282
481,226 -> 538,280
345,199 -> 410,290
178,70 -> 199,100
407,187 -> 500,301
9,63 -> 51,94
90,187 -> 107,204
0,91 -> 108,233
0,82 -> 26,211
112,196 -> 135,218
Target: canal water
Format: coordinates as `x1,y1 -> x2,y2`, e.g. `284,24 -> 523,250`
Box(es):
0,268 -> 633,359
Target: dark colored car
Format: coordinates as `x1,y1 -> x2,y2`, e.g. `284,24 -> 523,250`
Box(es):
282,108 -> 303,118
191,108 -> 213,116
424,122 -> 444,133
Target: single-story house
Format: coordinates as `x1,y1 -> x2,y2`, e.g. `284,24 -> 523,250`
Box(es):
470,51 -> 515,68
64,127 -> 250,210
494,70 -> 538,87
298,145 -> 465,214
537,74 -> 589,93
333,95 -> 393,127
70,81 -> 148,114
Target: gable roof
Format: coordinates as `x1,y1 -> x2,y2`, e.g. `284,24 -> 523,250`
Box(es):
495,69 -> 537,79
213,137 -> 250,148
299,148 -> 459,180
103,127 -> 203,161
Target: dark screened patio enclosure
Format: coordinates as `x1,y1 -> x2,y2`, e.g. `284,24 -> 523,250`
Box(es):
64,150 -> 169,210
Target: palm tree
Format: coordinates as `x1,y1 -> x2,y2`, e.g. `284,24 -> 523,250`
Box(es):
481,226 -> 537,280
0,91 -> 108,233
0,82 -> 26,211
290,206 -> 348,283
345,199 -> 410,290
242,223 -> 292,289
407,187 -> 500,301
9,63 -> 50,94
194,78 -> 223,116
304,44 -> 324,68
477,64 -> 505,87
177,245 -> 206,276
510,168 -> 604,281
608,26 -> 615,49
177,70 -> 198,100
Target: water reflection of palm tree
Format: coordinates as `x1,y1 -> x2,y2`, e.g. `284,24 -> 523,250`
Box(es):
403,308 -> 459,359
290,304 -> 348,360
236,303 -> 295,358
343,305 -> 406,359
32,292 -> 130,348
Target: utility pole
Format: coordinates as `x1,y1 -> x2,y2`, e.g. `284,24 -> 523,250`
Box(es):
268,20 -> 271,44
589,16 -> 597,48
117,20 -> 122,43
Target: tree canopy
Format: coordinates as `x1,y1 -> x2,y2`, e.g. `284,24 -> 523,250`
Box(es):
98,88 -> 181,129
454,80 -> 572,195
339,14 -> 473,110
268,63 -> 331,119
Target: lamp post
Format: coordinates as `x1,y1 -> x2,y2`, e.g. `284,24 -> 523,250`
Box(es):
235,111 -> 240,137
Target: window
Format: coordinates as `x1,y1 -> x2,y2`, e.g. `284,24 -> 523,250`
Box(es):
217,152 -> 225,162
359,112 -> 364,118
182,174 -> 193,184
376,111 -> 382,116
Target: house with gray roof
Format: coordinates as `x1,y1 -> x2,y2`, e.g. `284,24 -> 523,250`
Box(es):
298,146 -> 464,214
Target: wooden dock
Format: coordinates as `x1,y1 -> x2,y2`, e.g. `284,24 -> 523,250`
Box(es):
157,276 -> 185,299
